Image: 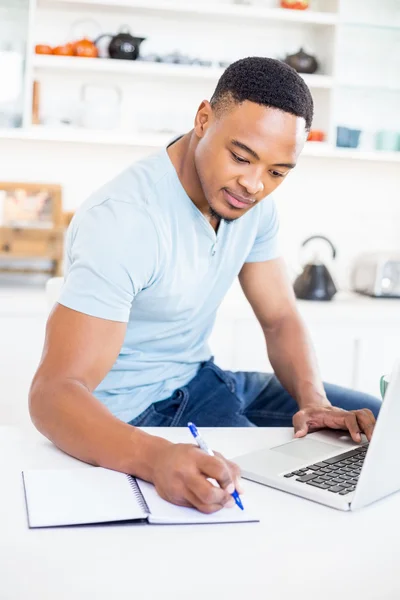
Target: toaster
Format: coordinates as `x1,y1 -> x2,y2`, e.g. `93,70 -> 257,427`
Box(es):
351,252 -> 400,297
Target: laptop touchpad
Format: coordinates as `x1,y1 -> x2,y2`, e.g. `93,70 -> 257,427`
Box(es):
271,438 -> 341,461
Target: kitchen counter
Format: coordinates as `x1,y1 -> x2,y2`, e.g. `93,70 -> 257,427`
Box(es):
0,285 -> 47,316
219,281 -> 400,324
1,278 -> 400,323
0,278 -> 398,396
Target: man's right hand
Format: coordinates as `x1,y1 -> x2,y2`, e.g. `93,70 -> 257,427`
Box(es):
151,442 -> 243,514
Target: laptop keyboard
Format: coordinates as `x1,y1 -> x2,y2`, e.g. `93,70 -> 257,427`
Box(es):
282,444 -> 369,496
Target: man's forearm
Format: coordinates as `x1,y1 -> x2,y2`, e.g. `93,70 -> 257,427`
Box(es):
263,313 -> 331,409
29,377 -> 171,479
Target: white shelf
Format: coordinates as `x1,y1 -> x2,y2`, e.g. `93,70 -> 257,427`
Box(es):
37,0 -> 338,26
337,81 -> 400,94
32,55 -> 334,88
33,54 -> 224,80
301,142 -> 400,163
2,127 -> 400,163
0,127 -> 171,148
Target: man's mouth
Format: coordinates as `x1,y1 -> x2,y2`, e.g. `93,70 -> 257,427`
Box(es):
223,189 -> 256,209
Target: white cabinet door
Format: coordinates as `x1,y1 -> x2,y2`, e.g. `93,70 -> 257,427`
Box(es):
0,315 -> 46,426
211,291 -> 400,397
232,319 -> 271,372
306,325 -> 356,389
226,318 -> 356,390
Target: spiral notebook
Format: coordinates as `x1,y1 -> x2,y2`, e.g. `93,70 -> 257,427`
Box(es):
22,467 -> 258,528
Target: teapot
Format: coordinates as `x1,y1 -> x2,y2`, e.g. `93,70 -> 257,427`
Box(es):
293,235 -> 338,301
73,37 -> 98,58
283,47 -> 318,74
95,27 -> 146,60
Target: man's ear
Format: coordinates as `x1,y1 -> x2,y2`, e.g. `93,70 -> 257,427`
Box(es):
194,100 -> 212,138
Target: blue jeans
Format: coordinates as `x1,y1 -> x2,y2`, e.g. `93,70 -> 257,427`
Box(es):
129,359 -> 381,428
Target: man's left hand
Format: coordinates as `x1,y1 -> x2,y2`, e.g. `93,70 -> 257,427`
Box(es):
293,405 -> 376,443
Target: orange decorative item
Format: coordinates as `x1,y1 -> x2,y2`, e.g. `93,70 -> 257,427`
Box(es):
280,0 -> 309,9
52,43 -> 74,56
307,130 -> 325,142
73,37 -> 98,58
35,44 -> 53,55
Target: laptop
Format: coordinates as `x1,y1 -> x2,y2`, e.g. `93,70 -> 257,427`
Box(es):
234,365 -> 400,511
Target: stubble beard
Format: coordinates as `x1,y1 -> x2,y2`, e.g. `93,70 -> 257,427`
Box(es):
208,204 -> 235,224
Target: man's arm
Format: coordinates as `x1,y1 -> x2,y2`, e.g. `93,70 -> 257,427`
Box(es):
29,304 -> 168,476
29,304 -> 241,513
238,259 -> 375,441
239,258 -> 328,409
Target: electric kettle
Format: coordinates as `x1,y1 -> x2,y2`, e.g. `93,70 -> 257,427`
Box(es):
293,235 -> 338,301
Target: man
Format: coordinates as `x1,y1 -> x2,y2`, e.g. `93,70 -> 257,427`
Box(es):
29,57 -> 380,514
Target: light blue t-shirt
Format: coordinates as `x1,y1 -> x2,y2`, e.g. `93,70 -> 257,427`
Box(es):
60,147 -> 280,423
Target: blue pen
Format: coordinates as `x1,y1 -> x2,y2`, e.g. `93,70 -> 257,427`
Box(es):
187,422 -> 244,511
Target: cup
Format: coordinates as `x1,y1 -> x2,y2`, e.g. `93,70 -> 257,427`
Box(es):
375,130 -> 400,152
349,128 -> 361,148
336,126 -> 361,149
380,374 -> 390,399
336,126 -> 350,148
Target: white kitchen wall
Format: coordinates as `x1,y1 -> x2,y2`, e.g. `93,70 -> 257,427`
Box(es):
2,137 -> 399,287
32,3 -> 334,137
2,0 -> 400,291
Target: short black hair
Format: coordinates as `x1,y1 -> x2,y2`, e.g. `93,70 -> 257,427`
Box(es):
210,56 -> 314,131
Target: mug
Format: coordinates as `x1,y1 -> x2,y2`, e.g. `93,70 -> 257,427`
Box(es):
336,126 -> 361,149
375,130 -> 400,152
380,374 -> 390,398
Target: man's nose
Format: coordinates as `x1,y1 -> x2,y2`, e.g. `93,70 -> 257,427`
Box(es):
238,173 -> 264,196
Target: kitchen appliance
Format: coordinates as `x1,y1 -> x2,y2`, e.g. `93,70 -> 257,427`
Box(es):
351,252 -> 400,297
95,28 -> 146,60
293,235 -> 338,301
283,47 -> 318,74
73,37 -> 98,58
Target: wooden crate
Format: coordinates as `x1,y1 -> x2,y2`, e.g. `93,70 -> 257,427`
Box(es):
0,183 -> 64,276
0,227 -> 64,276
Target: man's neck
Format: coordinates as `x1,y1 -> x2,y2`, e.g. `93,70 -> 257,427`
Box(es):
167,131 -> 219,230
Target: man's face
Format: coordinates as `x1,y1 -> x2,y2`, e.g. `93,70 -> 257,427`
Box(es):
194,100 -> 307,222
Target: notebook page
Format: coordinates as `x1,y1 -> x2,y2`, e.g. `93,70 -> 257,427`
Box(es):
136,479 -> 259,525
23,467 -> 148,528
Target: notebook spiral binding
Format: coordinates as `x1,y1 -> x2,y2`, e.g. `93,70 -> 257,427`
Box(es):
127,476 -> 150,515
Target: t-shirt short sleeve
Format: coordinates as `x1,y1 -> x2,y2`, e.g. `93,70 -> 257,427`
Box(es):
59,199 -> 159,322
245,197 -> 280,263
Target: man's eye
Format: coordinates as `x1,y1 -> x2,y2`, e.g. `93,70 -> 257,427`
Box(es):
231,152 -> 248,164
270,170 -> 284,178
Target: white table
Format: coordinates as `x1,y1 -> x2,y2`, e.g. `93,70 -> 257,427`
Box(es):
1,425 -> 400,600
